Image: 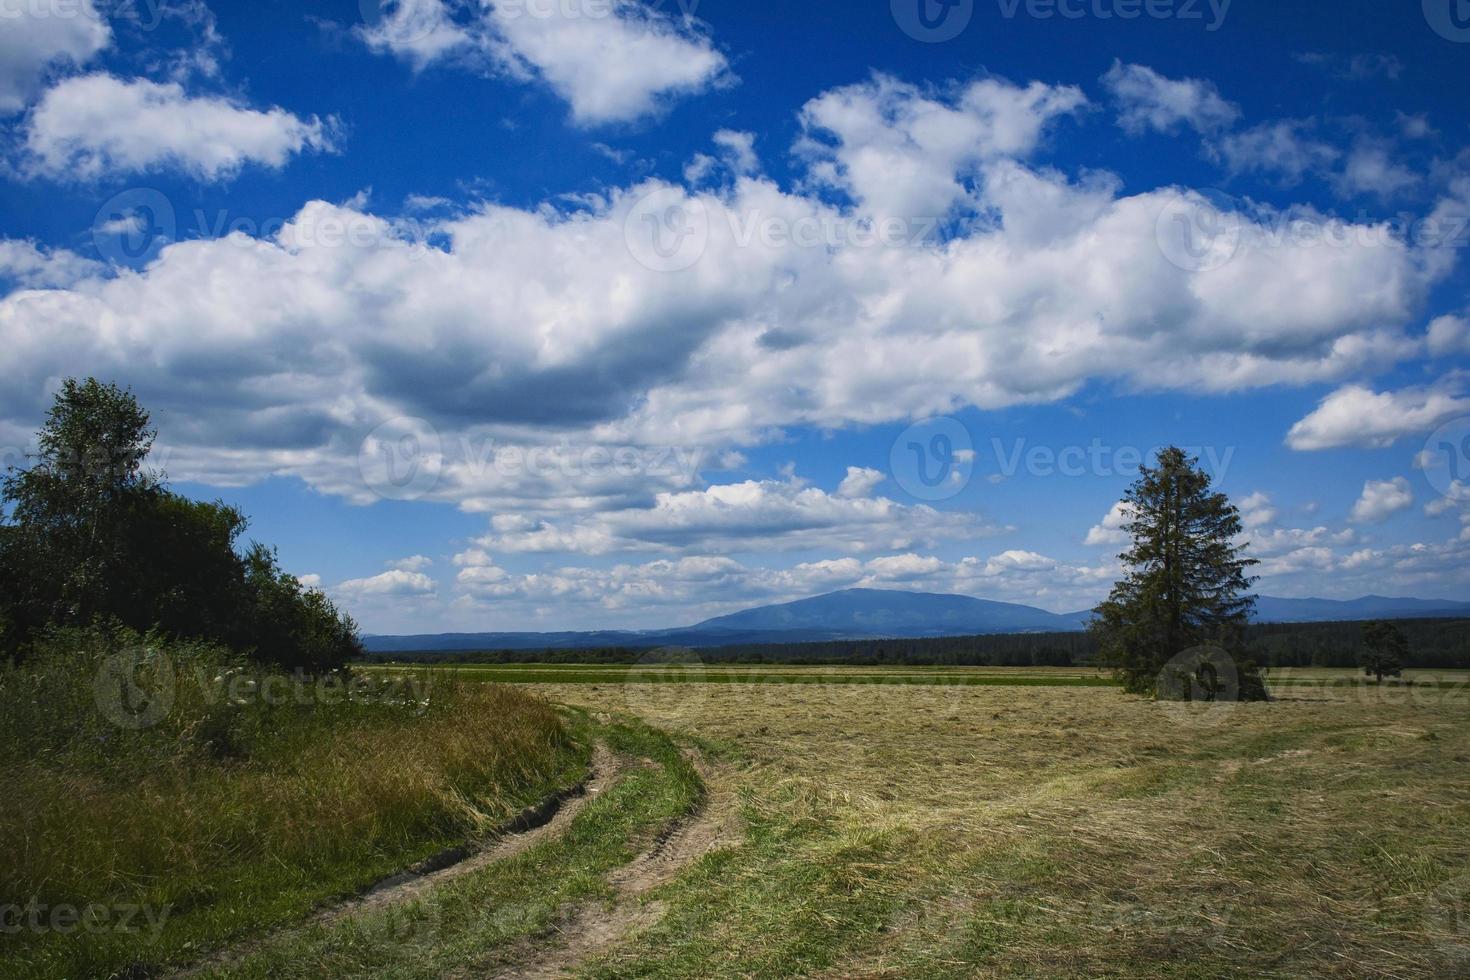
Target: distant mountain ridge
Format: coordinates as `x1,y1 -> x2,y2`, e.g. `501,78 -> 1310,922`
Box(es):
1251,594 -> 1470,623
362,588 -> 1470,653
689,589 -> 1088,635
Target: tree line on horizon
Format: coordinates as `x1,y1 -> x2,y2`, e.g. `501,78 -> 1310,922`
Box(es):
365,617 -> 1466,670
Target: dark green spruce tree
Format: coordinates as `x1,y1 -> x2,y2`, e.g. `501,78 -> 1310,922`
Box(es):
1090,447 -> 1268,700
1359,621 -> 1406,684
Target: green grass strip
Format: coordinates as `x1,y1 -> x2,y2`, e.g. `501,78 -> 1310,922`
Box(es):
203,714 -> 702,979
367,667 -> 1118,688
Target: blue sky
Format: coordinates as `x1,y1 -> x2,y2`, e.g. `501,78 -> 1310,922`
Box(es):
2,0 -> 1469,633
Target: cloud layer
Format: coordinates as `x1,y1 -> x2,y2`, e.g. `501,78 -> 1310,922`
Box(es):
4,50 -> 1469,629
1,71 -> 1452,525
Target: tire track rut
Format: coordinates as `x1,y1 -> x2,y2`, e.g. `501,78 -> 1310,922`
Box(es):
171,745 -> 621,978
487,752 -> 739,980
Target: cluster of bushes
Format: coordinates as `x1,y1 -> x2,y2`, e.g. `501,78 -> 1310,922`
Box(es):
0,379 -> 360,671
2,625 -> 423,771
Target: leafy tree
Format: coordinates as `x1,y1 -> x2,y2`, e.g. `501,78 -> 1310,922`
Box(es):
1090,447 -> 1268,700
1,378 -> 361,670
237,543 -> 362,674
0,379 -> 158,635
124,493 -> 252,641
1360,620 -> 1407,683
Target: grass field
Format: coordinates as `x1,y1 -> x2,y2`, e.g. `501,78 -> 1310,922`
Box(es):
11,655 -> 1470,977
500,674 -> 1470,977
366,663 -> 1123,687
365,661 -> 1470,691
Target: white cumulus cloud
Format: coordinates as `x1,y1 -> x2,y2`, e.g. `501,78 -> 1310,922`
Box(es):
1210,120 -> 1339,185
1084,501 -> 1134,546
836,466 -> 885,499
1101,61 -> 1239,135
1428,315 -> 1470,357
22,74 -> 336,181
1286,382 -> 1470,451
336,569 -> 438,598
0,0 -> 110,114
796,73 -> 1086,220
355,0 -> 475,70
485,0 -> 730,125
0,240 -> 105,289
356,0 -> 730,125
1350,477 -> 1414,524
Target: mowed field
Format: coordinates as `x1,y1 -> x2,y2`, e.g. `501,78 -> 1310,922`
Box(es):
371,664 -> 1120,687
368,662 -> 1470,690
359,665 -> 1470,978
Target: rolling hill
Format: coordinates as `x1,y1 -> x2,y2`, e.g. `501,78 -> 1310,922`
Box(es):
688,588 -> 1088,635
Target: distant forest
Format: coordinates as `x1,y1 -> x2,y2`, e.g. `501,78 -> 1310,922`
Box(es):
365,618 -> 1470,670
